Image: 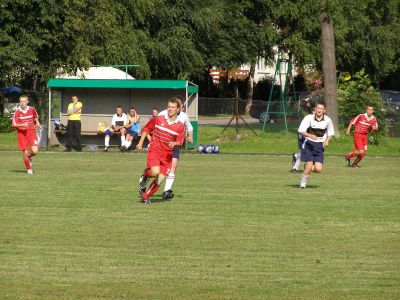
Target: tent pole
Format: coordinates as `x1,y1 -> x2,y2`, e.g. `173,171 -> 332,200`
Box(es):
47,89 -> 52,149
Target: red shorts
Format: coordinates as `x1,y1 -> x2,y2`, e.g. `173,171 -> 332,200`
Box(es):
354,133 -> 368,151
17,129 -> 38,151
147,148 -> 172,175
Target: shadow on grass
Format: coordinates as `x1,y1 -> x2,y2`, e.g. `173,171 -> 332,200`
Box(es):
286,184 -> 319,189
9,170 -> 28,173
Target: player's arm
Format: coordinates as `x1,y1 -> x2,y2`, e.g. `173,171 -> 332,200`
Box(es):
12,111 -> 28,128
371,119 -> 378,132
136,118 -> 156,150
73,103 -> 82,114
168,125 -> 185,149
323,118 -> 335,148
33,108 -> 41,128
184,115 -> 194,144
298,116 -> 317,140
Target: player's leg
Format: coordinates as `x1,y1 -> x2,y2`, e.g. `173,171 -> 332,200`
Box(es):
346,133 -> 362,166
120,128 -> 127,150
163,148 -> 179,196
292,153 -> 302,172
312,162 -> 323,173
352,150 -> 365,167
125,132 -> 133,150
353,135 -> 368,167
141,166 -> 162,203
104,128 -> 113,151
75,121 -> 82,151
300,161 -> 313,188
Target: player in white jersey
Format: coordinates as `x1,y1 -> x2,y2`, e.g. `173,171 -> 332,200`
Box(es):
104,106 -> 128,152
298,101 -> 334,188
157,98 -> 193,199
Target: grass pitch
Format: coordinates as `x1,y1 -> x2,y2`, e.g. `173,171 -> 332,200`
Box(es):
0,151 -> 399,299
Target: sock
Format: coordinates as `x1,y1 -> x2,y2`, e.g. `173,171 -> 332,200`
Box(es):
143,180 -> 160,199
120,136 -> 125,147
125,140 -> 132,149
24,158 -> 31,170
347,152 -> 357,159
353,155 -> 365,166
293,157 -> 301,170
105,135 -> 110,147
300,174 -> 309,186
164,173 -> 175,192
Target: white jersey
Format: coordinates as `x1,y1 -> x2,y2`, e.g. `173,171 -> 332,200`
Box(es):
298,113 -> 334,143
158,110 -> 193,132
111,113 -> 128,127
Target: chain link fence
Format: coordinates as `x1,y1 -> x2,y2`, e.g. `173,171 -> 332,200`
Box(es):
199,91 -> 400,137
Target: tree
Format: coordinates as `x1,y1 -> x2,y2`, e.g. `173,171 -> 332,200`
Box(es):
320,0 -> 340,137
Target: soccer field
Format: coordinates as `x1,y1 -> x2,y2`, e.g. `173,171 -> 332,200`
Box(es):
0,151 -> 399,299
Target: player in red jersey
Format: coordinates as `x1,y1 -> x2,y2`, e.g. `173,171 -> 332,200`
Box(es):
345,106 -> 378,168
136,97 -> 185,204
12,95 -> 41,174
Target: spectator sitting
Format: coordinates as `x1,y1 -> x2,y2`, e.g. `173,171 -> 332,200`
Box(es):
104,105 -> 128,152
125,106 -> 141,150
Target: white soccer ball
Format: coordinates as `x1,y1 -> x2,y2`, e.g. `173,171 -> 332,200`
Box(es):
205,145 -> 214,154
212,145 -> 220,153
197,144 -> 206,153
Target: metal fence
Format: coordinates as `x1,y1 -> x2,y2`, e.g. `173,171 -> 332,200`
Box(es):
198,94 -> 400,137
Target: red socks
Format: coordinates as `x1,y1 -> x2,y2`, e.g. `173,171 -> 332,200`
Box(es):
346,152 -> 357,159
144,168 -> 151,178
24,158 -> 31,170
143,180 -> 160,199
353,155 -> 365,166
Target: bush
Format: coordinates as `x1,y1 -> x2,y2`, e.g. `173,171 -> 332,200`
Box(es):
338,69 -> 386,144
0,114 -> 13,132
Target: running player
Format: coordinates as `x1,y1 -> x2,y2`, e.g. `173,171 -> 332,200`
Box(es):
157,97 -> 193,200
136,97 -> 185,204
12,95 -> 41,174
298,101 -> 334,188
345,106 -> 378,168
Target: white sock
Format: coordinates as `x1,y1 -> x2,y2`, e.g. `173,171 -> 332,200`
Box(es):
294,156 -> 301,170
120,136 -> 125,147
164,173 -> 175,192
105,135 -> 110,147
125,140 -> 132,149
300,174 -> 309,187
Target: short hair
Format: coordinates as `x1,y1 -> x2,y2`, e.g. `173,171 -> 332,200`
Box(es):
116,105 -> 123,110
19,95 -> 29,101
315,100 -> 326,107
152,107 -> 159,112
168,96 -> 182,109
72,95 -> 78,98
366,105 -> 374,109
130,106 -> 136,111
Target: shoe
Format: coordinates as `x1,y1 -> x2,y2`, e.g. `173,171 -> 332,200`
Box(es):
351,164 -> 361,168
104,146 -> 109,152
139,189 -> 146,203
120,146 -> 127,152
291,168 -> 298,173
345,155 -> 351,167
292,153 -> 297,166
299,183 -> 306,189
139,172 -> 148,189
27,169 -> 33,175
162,190 -> 174,200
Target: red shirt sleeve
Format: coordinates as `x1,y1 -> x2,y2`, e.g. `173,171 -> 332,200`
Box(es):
12,110 -> 19,128
372,118 -> 378,130
33,108 -> 39,120
143,117 -> 156,134
351,114 -> 361,125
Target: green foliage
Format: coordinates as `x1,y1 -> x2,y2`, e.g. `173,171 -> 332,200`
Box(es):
0,114 -> 12,132
338,69 -> 385,143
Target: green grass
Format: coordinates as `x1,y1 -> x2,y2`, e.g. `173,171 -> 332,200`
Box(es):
0,151 -> 399,299
198,126 -> 400,156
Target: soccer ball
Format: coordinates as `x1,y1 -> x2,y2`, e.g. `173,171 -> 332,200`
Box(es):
212,145 -> 220,153
197,144 -> 206,153
205,145 -> 214,154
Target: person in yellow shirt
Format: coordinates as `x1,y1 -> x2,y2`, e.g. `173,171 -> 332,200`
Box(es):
66,95 -> 83,152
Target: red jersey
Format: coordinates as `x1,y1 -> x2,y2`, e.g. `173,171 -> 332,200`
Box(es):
143,115 -> 185,152
351,113 -> 378,135
12,106 -> 39,131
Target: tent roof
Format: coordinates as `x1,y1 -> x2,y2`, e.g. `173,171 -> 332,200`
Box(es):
47,79 -> 198,93
56,67 -> 135,80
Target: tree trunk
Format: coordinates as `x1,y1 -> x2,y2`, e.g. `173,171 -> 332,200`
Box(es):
320,7 -> 340,137
245,60 -> 256,113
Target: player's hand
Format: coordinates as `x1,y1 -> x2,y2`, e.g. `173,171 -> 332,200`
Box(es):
168,141 -> 176,148
345,129 -> 350,135
187,137 -> 193,144
309,134 -> 317,141
136,143 -> 143,150
323,141 -> 329,148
